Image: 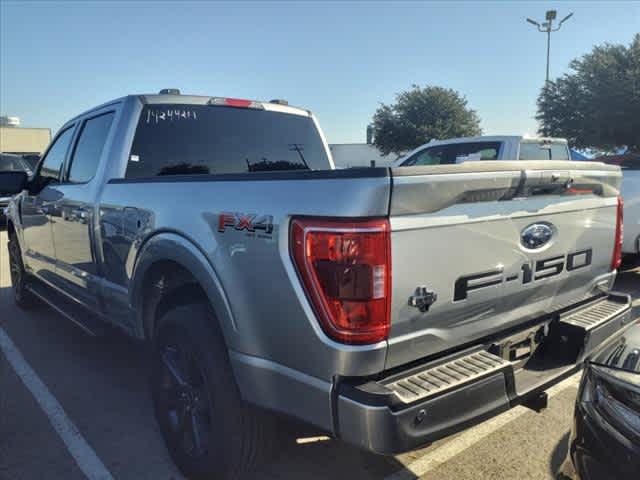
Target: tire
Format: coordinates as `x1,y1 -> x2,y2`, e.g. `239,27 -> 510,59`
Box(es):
151,302 -> 274,480
7,233 -> 38,309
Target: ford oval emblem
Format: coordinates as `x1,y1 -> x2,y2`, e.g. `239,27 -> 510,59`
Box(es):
521,223 -> 554,249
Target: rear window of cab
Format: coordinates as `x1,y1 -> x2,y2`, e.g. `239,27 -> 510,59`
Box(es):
126,104 -> 329,178
519,142 -> 569,161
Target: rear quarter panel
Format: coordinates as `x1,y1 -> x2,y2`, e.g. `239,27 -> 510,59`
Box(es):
97,173 -> 392,381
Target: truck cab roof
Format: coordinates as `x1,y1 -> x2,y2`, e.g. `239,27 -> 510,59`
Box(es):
64,92 -> 311,129
419,135 -> 568,146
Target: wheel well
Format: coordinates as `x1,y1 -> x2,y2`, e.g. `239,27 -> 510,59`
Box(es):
140,260 -> 209,340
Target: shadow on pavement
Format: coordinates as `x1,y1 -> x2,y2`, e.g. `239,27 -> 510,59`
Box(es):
549,431 -> 570,479
0,283 -> 409,480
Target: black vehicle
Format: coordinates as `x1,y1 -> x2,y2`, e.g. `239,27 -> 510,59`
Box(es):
0,153 -> 33,224
559,323 -> 640,480
21,154 -> 41,170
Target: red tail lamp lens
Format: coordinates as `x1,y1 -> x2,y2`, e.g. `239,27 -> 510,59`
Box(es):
290,218 -> 391,345
611,196 -> 624,271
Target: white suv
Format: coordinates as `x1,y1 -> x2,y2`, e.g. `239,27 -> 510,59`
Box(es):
620,157 -> 640,257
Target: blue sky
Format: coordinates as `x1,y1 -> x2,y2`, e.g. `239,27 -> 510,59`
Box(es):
1,1 -> 638,143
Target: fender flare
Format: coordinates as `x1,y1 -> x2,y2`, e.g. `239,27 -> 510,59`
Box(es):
129,231 -> 237,343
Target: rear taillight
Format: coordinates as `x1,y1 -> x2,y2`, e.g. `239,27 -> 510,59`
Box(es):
290,218 -> 391,345
611,196 -> 624,271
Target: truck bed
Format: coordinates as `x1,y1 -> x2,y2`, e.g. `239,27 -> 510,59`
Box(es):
97,160 -> 623,378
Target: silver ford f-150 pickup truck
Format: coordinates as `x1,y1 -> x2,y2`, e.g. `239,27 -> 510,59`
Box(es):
0,91 -> 633,479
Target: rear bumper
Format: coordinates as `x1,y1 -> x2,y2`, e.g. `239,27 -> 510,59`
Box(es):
338,370 -> 510,454
336,292 -> 635,454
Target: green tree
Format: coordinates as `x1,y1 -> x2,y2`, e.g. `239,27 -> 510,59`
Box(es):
372,85 -> 482,156
537,34 -> 640,152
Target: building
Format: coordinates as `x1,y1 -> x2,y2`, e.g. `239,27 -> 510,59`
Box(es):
0,116 -> 51,156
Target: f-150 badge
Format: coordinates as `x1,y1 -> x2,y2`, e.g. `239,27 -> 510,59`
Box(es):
454,248 -> 593,302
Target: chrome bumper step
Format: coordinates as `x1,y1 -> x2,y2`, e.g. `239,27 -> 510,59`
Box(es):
559,296 -> 629,331
384,351 -> 510,404
381,294 -> 632,406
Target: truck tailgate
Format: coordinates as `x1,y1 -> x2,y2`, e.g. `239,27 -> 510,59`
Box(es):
387,161 -> 622,369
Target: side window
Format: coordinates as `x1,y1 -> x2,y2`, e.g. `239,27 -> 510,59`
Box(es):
621,157 -> 640,170
519,142 -> 568,160
37,127 -> 75,184
451,142 -> 501,162
519,142 -> 548,160
68,112 -> 114,183
402,142 -> 501,166
476,148 -> 499,160
405,147 -> 445,166
440,146 -> 462,164
550,143 -> 570,160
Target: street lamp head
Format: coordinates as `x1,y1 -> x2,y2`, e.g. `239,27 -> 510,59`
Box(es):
559,12 -> 574,25
528,9 -> 571,83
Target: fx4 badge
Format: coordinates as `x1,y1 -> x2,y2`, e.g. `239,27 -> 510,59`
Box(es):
454,248 -> 593,302
218,212 -> 274,237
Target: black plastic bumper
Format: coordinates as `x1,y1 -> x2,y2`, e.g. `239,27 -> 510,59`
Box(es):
336,293 -> 634,454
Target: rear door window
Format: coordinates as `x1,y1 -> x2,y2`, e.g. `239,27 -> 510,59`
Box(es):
126,104 -> 329,178
452,142 -> 501,162
519,142 -> 570,160
404,146 -> 447,166
67,112 -> 115,183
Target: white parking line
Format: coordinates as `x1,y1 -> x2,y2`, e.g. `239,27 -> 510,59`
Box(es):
0,327 -> 115,480
384,373 -> 581,480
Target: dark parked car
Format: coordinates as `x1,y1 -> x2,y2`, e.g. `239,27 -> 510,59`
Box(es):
559,322 -> 640,480
21,154 -> 41,170
0,153 -> 33,224
0,153 -> 33,174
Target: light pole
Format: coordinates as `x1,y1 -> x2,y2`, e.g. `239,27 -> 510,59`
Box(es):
526,10 -> 573,83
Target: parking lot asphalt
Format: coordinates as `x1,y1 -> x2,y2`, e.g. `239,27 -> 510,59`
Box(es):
1,229 -> 638,480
